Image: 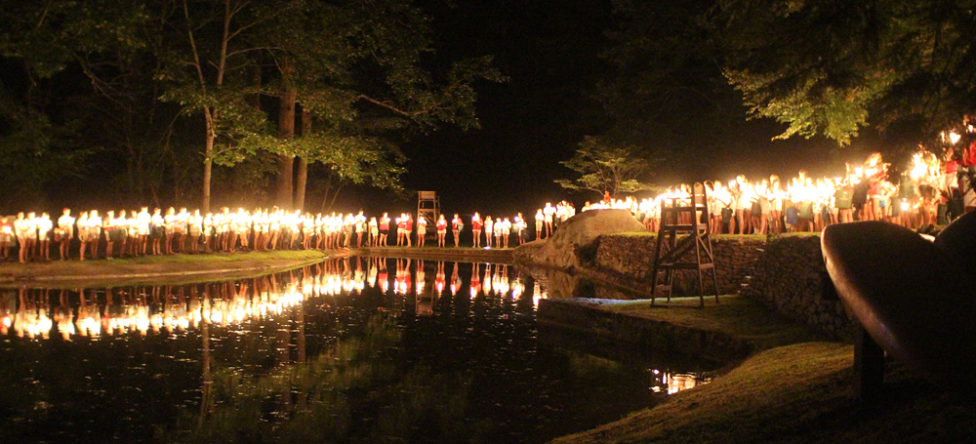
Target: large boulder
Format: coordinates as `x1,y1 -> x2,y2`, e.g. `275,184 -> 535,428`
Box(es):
514,209 -> 646,270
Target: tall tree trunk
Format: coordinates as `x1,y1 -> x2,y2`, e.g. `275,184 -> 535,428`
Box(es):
294,158 -> 307,210
248,61 -> 261,110
202,111 -> 214,212
294,109 -> 311,210
276,63 -> 296,209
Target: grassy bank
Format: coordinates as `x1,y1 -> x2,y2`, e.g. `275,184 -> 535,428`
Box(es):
0,249 -> 330,288
596,295 -> 822,350
552,295 -> 975,443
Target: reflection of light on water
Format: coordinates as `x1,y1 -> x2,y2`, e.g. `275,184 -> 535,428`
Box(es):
76,316 -> 100,337
494,269 -> 510,297
648,369 -> 710,395
17,311 -> 53,339
532,281 -> 548,307
8,258 -> 539,341
415,271 -> 425,296
511,279 -> 525,300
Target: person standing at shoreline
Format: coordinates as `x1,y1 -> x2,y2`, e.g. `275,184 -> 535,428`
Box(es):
76,212 -> 89,261
404,214 -> 414,247
395,214 -> 404,246
0,216 -> 12,261
136,207 -> 150,256
451,213 -> 463,247
87,210 -> 102,259
416,214 -> 427,247
484,215 -> 493,248
534,209 -> 543,240
56,208 -> 75,260
493,216 -> 503,247
436,214 -> 447,247
368,216 -> 379,247
150,208 -> 164,255
342,213 -> 354,248
14,213 -> 33,263
543,203 -> 555,238
189,209 -> 204,253
379,212 -> 390,246
163,208 -> 176,255
33,212 -> 51,261
355,210 -> 366,247
513,212 -> 525,245
471,212 -> 482,247
105,210 -> 123,259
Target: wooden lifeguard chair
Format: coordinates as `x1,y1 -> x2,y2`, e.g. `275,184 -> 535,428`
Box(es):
417,191 -> 440,236
650,182 -> 719,307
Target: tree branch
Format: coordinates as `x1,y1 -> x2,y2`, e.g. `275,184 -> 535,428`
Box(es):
355,94 -> 433,117
35,0 -> 53,29
182,0 -> 208,91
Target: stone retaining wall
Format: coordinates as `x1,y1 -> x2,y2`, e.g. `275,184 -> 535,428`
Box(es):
740,235 -> 856,340
523,226 -> 856,340
591,233 -> 855,340
591,234 -> 765,295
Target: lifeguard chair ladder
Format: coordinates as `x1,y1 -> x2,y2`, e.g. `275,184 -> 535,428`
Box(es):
650,182 -> 719,308
417,191 -> 440,236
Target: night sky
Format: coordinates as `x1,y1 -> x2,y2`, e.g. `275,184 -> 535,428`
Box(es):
352,0 -> 615,216
352,0 -> 854,217
1,0 -> 885,217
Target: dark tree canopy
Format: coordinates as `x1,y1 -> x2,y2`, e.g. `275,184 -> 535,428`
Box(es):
716,0 -> 976,146
576,0 -> 814,183
0,0 -> 501,212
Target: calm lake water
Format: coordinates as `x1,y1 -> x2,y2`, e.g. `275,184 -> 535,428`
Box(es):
0,257 -> 715,443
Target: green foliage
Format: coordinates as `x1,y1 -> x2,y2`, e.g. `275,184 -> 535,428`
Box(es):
555,135 -> 663,198
0,1 -> 150,208
0,0 -> 499,207
0,90 -> 97,210
716,0 -> 976,145
249,0 -> 501,201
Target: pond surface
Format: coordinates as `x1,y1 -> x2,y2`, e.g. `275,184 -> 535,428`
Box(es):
0,257 -> 715,443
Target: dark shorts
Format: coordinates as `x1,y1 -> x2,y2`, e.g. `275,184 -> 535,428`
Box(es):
109,228 -> 125,243
798,202 -> 814,219
750,202 -> 762,216
785,207 -> 799,225
852,182 -> 869,208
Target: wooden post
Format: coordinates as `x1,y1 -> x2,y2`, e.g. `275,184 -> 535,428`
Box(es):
853,326 -> 885,403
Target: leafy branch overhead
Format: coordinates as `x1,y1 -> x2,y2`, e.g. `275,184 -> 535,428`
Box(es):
716,0 -> 976,146
149,0 -> 503,209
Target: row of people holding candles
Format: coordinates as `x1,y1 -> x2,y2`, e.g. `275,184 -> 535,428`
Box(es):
0,207 -> 537,263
